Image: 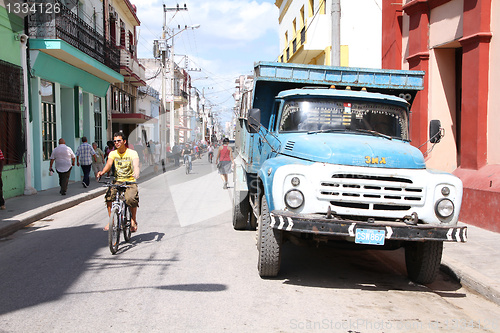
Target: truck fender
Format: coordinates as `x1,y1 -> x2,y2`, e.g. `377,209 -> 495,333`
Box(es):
233,156 -> 249,193
257,165 -> 276,212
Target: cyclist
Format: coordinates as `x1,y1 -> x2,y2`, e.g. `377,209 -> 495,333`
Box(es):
181,143 -> 193,171
97,132 -> 140,232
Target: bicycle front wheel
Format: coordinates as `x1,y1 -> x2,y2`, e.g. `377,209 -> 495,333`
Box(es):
108,207 -> 120,254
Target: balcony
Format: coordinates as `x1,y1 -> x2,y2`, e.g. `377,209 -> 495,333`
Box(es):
27,0 -> 120,74
119,48 -> 146,86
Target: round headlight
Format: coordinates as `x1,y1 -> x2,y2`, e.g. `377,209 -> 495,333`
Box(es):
285,189 -> 304,209
436,199 -> 454,218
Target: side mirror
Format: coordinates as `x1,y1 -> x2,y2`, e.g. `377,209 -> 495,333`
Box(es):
247,108 -> 261,134
429,120 -> 442,144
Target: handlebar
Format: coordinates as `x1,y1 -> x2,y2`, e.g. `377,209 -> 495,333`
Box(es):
99,180 -> 136,190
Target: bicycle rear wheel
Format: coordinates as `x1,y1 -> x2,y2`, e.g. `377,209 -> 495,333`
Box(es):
123,205 -> 131,242
108,207 -> 120,254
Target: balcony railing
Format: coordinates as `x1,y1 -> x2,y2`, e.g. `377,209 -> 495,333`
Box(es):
119,48 -> 145,83
27,0 -> 120,73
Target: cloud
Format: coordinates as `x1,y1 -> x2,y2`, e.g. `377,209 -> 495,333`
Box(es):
194,1 -> 278,41
132,0 -> 279,116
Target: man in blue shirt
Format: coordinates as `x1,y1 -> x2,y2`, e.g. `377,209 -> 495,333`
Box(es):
76,136 -> 96,188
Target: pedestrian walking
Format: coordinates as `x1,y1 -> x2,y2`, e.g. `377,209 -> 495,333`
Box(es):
49,138 -> 76,195
92,142 -> 105,180
0,147 -> 5,210
104,140 -> 114,178
76,136 -> 96,188
173,143 -> 181,166
215,138 -> 234,189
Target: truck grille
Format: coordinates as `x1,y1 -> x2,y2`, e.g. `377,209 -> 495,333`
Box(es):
319,173 -> 424,211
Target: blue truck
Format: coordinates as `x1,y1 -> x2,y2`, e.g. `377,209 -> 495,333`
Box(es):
232,62 -> 467,284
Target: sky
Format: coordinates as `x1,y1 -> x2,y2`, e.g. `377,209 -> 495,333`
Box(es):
131,0 -> 280,122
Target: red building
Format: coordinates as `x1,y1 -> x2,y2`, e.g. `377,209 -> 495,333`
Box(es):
382,0 -> 499,231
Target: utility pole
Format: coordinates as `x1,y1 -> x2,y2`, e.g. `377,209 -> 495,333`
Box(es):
331,0 -> 341,66
163,4 -> 188,148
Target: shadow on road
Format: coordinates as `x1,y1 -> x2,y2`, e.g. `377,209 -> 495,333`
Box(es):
0,225 -> 176,316
277,242 -> 464,296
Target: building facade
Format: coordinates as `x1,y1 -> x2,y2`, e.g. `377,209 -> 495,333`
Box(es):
275,0 -> 382,68
104,0 -> 147,145
382,0 -> 499,231
26,0 -> 123,192
0,1 -> 27,198
137,85 -> 161,149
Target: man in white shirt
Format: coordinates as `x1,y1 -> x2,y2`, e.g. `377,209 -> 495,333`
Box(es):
49,138 -> 76,195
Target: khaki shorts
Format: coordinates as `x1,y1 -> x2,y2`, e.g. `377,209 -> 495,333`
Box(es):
105,182 -> 139,208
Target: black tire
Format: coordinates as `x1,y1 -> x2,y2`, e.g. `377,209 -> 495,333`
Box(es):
108,207 -> 120,254
232,189 -> 250,230
249,207 -> 257,231
123,206 -> 131,242
405,241 -> 443,284
258,195 -> 282,277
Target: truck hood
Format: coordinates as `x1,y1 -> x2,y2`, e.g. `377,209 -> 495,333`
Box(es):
280,133 -> 425,169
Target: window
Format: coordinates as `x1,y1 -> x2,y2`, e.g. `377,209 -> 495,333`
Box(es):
94,96 -> 102,149
0,60 -> 24,165
41,80 -> 57,160
279,98 -> 409,140
120,20 -> 125,48
320,0 -> 326,15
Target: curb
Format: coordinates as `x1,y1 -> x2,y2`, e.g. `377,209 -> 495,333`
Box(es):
0,188 -> 107,238
0,162 -> 176,239
441,254 -> 500,307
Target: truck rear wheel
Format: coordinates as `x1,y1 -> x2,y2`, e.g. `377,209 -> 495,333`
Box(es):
232,189 -> 250,230
405,241 -> 443,284
258,195 -> 282,277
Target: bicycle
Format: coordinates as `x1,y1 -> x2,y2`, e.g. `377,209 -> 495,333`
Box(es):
101,181 -> 135,254
184,154 -> 192,174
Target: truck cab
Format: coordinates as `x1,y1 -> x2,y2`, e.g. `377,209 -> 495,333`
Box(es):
233,62 -> 466,284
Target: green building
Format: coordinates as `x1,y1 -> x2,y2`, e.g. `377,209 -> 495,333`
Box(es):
0,5 -> 26,199
0,2 -> 124,197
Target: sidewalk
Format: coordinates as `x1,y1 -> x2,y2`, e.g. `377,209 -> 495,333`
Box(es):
0,162 -> 171,238
1,165 -> 499,306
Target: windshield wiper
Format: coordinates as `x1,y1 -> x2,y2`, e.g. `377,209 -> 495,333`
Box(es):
307,129 -> 346,135
353,129 -> 393,140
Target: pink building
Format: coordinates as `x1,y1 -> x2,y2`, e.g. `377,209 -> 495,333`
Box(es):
382,0 -> 499,231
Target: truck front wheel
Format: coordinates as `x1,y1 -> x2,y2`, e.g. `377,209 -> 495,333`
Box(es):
258,195 -> 282,277
232,189 -> 250,230
405,241 -> 443,284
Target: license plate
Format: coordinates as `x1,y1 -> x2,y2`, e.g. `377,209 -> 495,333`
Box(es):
355,228 -> 386,245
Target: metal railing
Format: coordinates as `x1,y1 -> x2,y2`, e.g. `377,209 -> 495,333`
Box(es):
27,0 -> 120,73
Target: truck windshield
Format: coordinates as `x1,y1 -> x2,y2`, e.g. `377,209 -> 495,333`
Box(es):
279,98 -> 409,140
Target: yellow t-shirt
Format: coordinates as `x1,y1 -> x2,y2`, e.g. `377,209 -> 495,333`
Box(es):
109,148 -> 139,182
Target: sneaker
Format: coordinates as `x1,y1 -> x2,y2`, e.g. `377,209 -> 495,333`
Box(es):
82,182 -> 88,188
223,182 -> 227,189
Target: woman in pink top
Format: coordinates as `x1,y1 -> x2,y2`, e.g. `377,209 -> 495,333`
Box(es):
215,138 -> 234,189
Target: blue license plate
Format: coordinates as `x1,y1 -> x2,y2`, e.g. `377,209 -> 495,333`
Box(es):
355,228 -> 386,245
